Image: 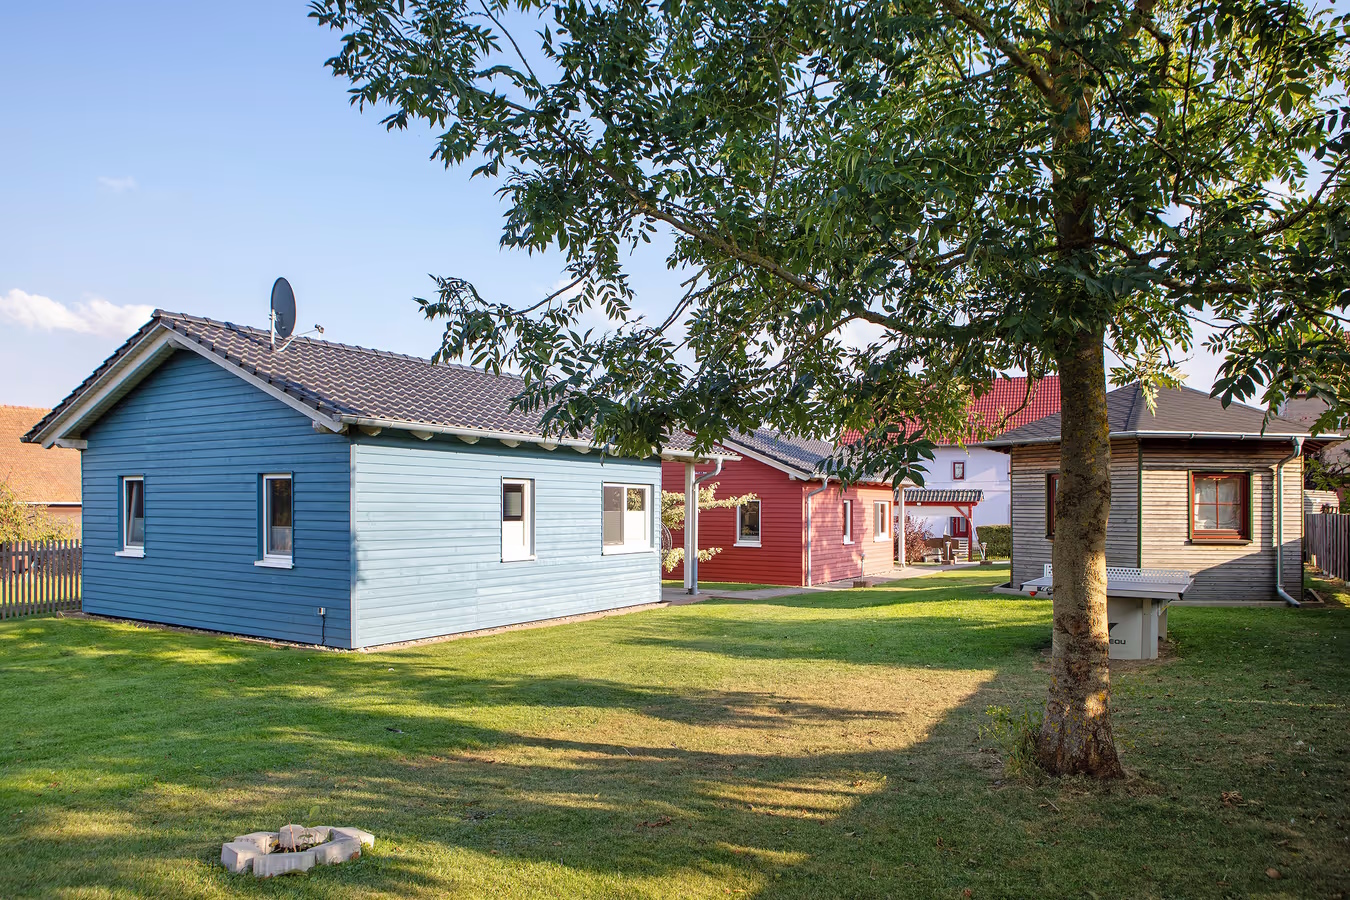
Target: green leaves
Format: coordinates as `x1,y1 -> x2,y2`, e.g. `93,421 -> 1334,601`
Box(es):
314,0 -> 1350,469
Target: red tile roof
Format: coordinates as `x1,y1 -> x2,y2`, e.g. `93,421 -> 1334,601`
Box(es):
0,406 -> 81,504
962,376 -> 1061,442
842,376 -> 1061,446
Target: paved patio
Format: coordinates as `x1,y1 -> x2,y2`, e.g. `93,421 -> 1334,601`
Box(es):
661,562 -> 1002,604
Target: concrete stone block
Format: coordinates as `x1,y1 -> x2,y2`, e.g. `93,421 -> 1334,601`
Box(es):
312,837 -> 361,866
253,849 -> 317,878
331,826 -> 375,848
221,841 -> 260,875
233,832 -> 277,853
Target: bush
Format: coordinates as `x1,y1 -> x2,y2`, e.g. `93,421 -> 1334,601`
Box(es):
0,484 -> 77,544
897,516 -> 932,563
976,524 -> 1011,559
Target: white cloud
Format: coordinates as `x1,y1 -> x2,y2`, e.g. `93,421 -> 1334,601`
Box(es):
97,175 -> 138,193
0,289 -> 153,338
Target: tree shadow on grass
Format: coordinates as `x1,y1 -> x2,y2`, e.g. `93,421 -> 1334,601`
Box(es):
2,594 -> 1347,898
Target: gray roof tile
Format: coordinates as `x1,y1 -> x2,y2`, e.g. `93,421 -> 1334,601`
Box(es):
25,311 -> 715,454
904,488 -> 984,504
983,383 -> 1326,446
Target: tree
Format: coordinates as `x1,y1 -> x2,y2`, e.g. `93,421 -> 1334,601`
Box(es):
0,483 -> 75,544
660,482 -> 758,572
312,0 -> 1350,776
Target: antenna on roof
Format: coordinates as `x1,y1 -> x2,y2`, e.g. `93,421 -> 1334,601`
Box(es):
268,277 -> 324,352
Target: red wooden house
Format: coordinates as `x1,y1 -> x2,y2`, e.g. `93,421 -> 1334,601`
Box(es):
662,429 -> 897,587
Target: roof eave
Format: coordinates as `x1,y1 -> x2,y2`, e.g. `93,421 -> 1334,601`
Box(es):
340,415 -> 739,462
980,428 -> 1327,449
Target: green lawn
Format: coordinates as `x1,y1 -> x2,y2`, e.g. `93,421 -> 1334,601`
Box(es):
1,568 -> 1347,898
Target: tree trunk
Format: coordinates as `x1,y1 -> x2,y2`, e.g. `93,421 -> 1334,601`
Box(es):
1036,326 -> 1124,778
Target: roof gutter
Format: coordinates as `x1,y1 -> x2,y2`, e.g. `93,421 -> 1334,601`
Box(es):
980,429 -> 1329,449
338,415 -> 738,462
1274,436 -> 1304,607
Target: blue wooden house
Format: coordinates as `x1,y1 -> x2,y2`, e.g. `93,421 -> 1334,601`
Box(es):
24,311 -> 729,648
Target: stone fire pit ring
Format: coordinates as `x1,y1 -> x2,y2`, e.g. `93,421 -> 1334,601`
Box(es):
222,824 -> 375,877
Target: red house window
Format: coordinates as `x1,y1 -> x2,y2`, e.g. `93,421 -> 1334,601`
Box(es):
952,461 -> 965,480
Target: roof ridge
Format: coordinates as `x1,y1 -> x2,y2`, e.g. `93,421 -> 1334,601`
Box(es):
153,310 -> 525,383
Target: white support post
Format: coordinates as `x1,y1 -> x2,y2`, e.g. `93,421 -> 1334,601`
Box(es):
897,486 -> 906,568
684,462 -> 698,593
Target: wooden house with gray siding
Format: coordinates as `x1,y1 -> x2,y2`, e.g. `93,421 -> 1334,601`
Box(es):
23,311 -> 730,648
983,384 -> 1338,603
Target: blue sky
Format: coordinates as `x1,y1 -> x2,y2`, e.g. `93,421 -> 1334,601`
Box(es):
3,1 -> 1231,408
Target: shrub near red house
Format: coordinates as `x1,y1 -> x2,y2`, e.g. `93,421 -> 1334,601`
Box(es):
662,429 -> 897,587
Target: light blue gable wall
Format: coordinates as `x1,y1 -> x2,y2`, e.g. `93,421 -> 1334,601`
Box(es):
350,434 -> 661,647
81,350 -> 354,646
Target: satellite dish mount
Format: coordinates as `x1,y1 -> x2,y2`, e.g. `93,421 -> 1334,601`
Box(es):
268,276 -> 323,352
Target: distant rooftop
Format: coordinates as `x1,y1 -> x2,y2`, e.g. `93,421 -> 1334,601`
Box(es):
983,383 -> 1335,447
1,406 -> 80,504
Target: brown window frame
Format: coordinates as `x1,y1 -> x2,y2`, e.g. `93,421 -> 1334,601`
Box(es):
1189,471 -> 1251,542
1046,473 -> 1059,539
952,460 -> 965,480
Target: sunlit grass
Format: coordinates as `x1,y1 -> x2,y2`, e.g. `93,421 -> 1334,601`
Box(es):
0,567 -> 1346,898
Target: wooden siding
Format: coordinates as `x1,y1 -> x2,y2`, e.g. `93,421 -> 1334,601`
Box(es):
81,351 -> 354,645
807,484 -> 897,584
662,457 -> 807,586
1009,439 -> 1140,589
1140,440 -> 1303,600
352,436 -> 661,647
661,458 -> 894,586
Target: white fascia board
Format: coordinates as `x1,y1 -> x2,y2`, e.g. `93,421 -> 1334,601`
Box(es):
339,414 -> 738,462
166,335 -> 345,433
982,429 -> 1318,448
727,441 -> 894,487
33,330 -> 177,448
722,442 -> 816,479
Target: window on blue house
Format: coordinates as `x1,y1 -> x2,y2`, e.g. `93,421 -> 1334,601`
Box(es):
118,476 -> 145,557
502,479 -> 534,561
258,474 -> 293,567
603,483 -> 651,552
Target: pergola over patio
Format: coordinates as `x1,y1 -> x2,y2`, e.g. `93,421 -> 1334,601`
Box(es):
900,487 -> 984,562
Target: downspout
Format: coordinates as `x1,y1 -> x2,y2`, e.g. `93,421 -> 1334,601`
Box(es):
804,480 -> 830,586
1274,436 -> 1303,606
688,459 -> 723,594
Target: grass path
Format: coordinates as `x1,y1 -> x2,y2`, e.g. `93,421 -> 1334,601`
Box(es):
0,568 -> 1346,898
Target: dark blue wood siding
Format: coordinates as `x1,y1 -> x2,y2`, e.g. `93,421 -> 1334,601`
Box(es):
81,351 -> 354,645
351,435 -> 661,647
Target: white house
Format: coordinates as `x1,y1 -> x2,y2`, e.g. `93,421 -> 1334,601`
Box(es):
907,377 -> 1060,538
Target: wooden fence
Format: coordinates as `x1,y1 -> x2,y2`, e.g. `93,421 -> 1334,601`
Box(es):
0,540 -> 82,619
1305,513 -> 1350,583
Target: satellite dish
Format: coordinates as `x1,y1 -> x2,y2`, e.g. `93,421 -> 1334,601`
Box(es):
270,277 -> 296,340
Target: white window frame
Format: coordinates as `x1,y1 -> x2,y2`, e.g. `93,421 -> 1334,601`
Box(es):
116,475 -> 145,558
256,473 -> 294,569
602,482 -> 654,554
735,499 -> 762,548
873,500 -> 892,542
501,478 -> 536,562
842,499 -> 854,544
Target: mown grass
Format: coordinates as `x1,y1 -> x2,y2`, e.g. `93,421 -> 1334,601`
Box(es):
0,567 -> 1346,899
